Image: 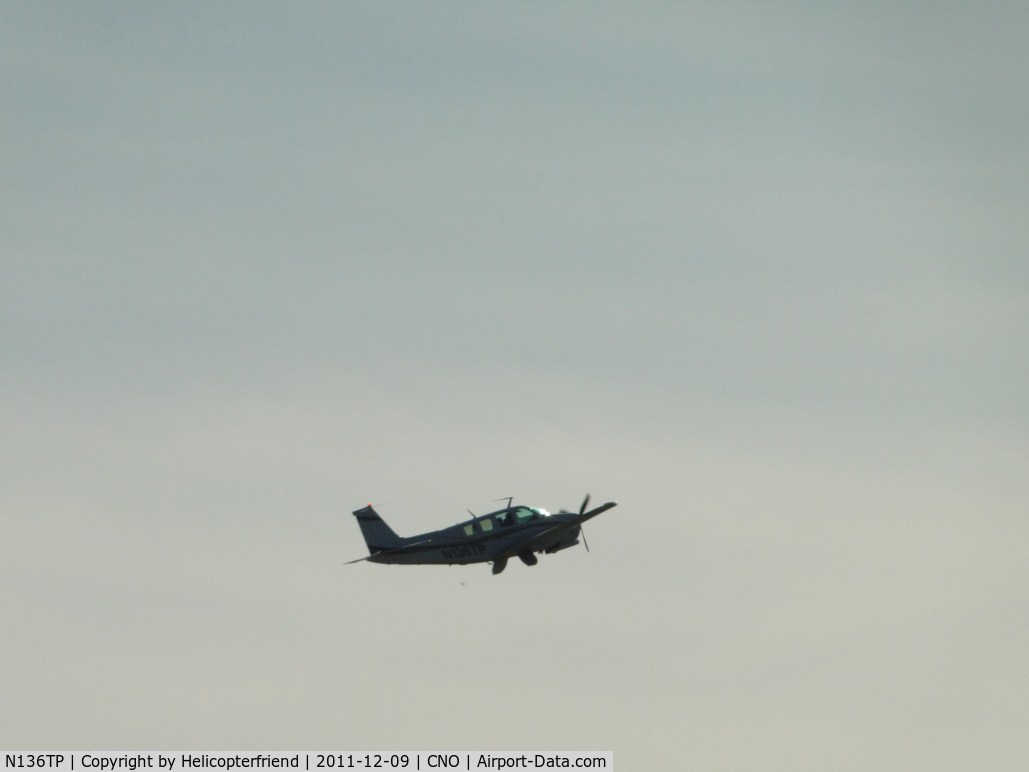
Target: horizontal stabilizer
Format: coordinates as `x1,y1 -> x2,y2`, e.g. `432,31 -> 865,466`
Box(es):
344,537 -> 435,566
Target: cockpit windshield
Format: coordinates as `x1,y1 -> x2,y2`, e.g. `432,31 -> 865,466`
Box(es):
514,506 -> 549,522
493,506 -> 551,528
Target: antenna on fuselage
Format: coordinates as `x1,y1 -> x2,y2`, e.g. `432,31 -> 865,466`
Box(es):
494,496 -> 514,510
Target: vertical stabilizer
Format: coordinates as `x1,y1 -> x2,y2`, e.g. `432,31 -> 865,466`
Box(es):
352,505 -> 402,554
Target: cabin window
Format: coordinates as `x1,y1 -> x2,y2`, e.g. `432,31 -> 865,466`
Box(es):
480,519 -> 494,532
464,524 -> 475,536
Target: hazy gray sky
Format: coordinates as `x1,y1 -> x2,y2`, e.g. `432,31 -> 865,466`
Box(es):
3,3 -> 1027,768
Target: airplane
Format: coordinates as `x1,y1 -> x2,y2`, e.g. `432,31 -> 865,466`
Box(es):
347,494 -> 617,575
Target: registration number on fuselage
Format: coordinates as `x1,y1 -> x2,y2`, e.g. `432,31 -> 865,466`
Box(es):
441,544 -> 487,561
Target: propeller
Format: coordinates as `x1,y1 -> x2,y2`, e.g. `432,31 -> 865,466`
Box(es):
578,493 -> 591,552
557,494 -> 609,551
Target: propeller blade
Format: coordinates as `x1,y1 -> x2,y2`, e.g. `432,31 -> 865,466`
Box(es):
579,493 -> 590,516
581,526 -> 590,553
581,501 -> 618,519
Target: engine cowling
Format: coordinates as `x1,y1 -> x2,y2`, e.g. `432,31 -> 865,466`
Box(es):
544,525 -> 581,553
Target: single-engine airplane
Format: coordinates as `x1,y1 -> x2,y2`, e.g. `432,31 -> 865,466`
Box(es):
347,494 -> 617,574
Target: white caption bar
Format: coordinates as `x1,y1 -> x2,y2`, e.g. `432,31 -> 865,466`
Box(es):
2,753 -> 612,771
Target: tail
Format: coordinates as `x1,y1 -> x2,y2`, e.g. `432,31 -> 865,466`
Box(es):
352,505 -> 402,554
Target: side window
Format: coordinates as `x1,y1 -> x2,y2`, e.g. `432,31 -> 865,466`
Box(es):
464,524 -> 475,536
480,519 -> 494,532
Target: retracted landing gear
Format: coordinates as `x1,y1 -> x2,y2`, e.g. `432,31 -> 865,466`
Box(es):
491,558 -> 508,575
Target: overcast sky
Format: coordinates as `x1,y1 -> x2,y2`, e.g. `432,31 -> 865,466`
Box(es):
3,3 -> 1028,769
